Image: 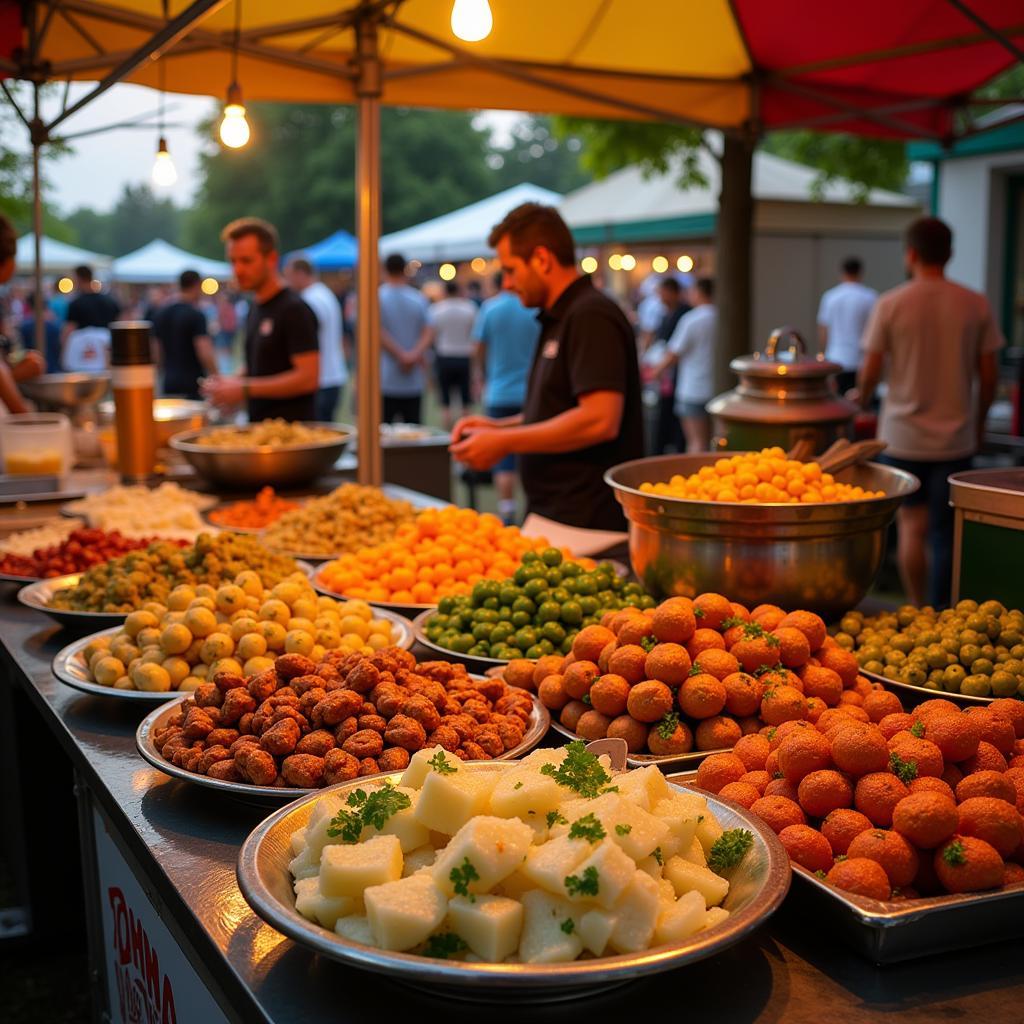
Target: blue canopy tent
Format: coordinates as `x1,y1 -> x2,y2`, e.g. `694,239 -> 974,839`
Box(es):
292,230 -> 359,272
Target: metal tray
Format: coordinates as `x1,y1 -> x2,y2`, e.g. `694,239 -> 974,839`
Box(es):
311,574 -> 435,619
412,608 -> 509,672
17,573 -> 127,631
860,667 -> 993,707
0,570 -> 44,586
547,717 -> 729,770
236,762 -> 790,996
136,685 -> 551,801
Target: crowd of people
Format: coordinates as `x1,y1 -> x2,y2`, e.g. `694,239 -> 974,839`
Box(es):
0,205 -> 1007,607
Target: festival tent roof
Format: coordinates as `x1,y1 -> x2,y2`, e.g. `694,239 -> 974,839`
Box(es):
291,229 -> 359,271
110,238 -> 231,283
15,233 -> 111,274
378,183 -> 562,264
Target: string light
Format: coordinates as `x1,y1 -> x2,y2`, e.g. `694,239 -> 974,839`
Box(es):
651,256 -> 668,273
57,277 -> 73,294
219,1 -> 251,149
439,263 -> 457,281
470,257 -> 487,273
580,256 -> 598,274
608,253 -> 622,271
620,254 -> 637,271
451,0 -> 493,41
151,51 -> 176,187
677,254 -> 694,273
201,277 -> 220,295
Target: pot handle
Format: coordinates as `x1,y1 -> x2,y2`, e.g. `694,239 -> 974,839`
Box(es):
765,326 -> 807,361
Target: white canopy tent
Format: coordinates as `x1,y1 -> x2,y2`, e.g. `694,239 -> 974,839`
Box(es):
15,233 -> 111,275
378,183 -> 562,264
110,239 -> 231,284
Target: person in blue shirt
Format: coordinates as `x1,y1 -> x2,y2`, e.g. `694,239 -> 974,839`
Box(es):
20,291 -> 65,373
471,272 -> 540,524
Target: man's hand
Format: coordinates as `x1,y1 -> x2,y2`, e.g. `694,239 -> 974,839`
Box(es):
450,414 -> 497,443
449,427 -> 509,470
12,349 -> 45,381
201,374 -> 245,408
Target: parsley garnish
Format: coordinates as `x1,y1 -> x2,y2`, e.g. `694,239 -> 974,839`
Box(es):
889,750 -> 919,783
652,846 -> 663,865
450,858 -> 480,900
688,664 -> 704,676
694,607 -> 705,618
707,829 -> 754,873
422,933 -> 467,959
615,823 -> 632,836
568,813 -> 606,843
910,721 -> 925,738
581,692 -> 592,705
766,727 -> 777,741
754,662 -> 785,677
546,810 -> 567,828
428,750 -> 456,775
834,854 -> 847,863
656,712 -> 680,740
721,616 -> 745,630
514,781 -> 523,790
564,866 -> 600,897
540,741 -> 612,798
327,781 -> 411,843
640,636 -> 658,653
942,839 -> 966,866
560,918 -> 575,935
814,869 -> 827,880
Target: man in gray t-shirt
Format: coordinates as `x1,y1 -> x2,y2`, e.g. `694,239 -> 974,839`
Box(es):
379,253 -> 432,423
857,217 -> 1003,608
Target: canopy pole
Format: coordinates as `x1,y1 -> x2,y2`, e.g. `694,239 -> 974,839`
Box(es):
31,83 -> 44,353
354,7 -> 382,486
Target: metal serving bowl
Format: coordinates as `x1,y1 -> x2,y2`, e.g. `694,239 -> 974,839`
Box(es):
20,372 -> 110,411
170,422 -> 352,489
606,454 -> 919,620
99,397 -> 208,450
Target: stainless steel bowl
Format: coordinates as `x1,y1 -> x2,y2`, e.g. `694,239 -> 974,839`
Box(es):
99,398 -> 208,449
20,373 -> 110,411
170,422 -> 352,489
606,454 -> 919,620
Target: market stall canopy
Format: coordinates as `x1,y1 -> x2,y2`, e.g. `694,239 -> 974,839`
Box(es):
291,229 -> 358,271
15,233 -> 111,275
1,1 -> 1021,141
110,238 -> 231,283
562,140 -> 917,244
378,183 -> 562,264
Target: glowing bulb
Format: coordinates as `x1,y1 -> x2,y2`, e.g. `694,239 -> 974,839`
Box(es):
580,256 -> 598,274
439,263 -> 457,281
451,0 -> 492,41
620,254 -> 636,271
677,254 -> 694,273
608,253 -> 622,271
201,277 -> 219,295
470,257 -> 487,274
151,137 -> 177,187
219,84 -> 251,149
57,277 -> 73,294
652,255 -> 668,273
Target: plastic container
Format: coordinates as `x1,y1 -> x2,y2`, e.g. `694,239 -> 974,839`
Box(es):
1,413 -> 74,477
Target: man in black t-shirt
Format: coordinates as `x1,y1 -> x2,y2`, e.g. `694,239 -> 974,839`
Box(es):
61,264 -> 120,369
153,270 -> 217,400
201,218 -> 318,421
450,203 -> 643,530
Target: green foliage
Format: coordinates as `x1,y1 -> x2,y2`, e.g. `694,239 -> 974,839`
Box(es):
486,116 -> 590,194
66,183 -> 182,256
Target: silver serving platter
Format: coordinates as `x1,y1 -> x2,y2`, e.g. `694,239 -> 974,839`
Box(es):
0,570 -> 44,585
412,608 -> 509,671
859,666 -> 994,706
236,761 -> 790,995
61,490 -> 219,521
52,610 -> 415,701
136,685 -> 550,801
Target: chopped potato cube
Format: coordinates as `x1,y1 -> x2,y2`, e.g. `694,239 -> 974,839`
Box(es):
654,890 -> 706,945
578,908 -> 617,957
305,793 -> 348,861
402,846 -> 437,877
334,914 -> 374,945
696,815 -> 725,857
567,841 -> 636,908
520,835 -> 590,895
489,770 -> 565,820
614,766 -> 673,810
289,846 -> 319,881
372,787 -> 430,852
320,834 -> 402,898
289,826 -> 308,857
294,877 -> 356,930
432,816 -> 534,896
365,872 -> 447,952
609,872 -> 660,954
447,894 -> 524,962
518,891 -> 582,964
415,770 -> 493,835
664,857 -> 729,908
703,906 -> 731,930
401,746 -> 463,789
681,837 -> 708,867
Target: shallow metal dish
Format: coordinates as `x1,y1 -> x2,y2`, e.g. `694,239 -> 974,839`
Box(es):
20,372 -> 109,410
412,608 -> 509,672
0,570 -> 43,586
236,762 -> 790,996
547,717 -> 728,770
137,685 -> 550,801
860,667 -> 993,707
170,422 -> 352,489
98,397 -> 208,452
606,454 -> 919,620
17,573 -> 127,631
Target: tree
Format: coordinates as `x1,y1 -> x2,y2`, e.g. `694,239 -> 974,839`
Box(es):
184,105 -> 496,256
485,116 -> 591,195
65,183 -> 182,256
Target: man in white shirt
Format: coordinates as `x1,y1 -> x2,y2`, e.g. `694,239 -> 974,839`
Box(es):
817,257 -> 877,394
428,280 -> 478,430
857,217 -> 1003,608
285,256 -> 348,421
650,277 -> 717,451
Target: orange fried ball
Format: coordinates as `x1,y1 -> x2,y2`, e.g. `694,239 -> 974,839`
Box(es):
643,642 -> 692,686
877,712 -> 916,739
989,698 -> 1024,739
888,735 -> 944,779
761,685 -> 808,726
575,709 -> 612,740
722,672 -> 762,717
731,635 -> 780,674
855,772 -> 910,827
650,598 -> 697,645
957,797 -> 1024,857
764,777 -> 800,802
847,828 -> 920,887
616,616 -> 655,648
1004,862 -> 1024,886
892,791 -> 959,849
589,673 -> 631,717
646,718 -> 693,757
695,752 -> 748,794
798,769 -> 854,818
740,770 -> 772,794
625,680 -> 674,723
961,740 -> 1009,775
772,627 -> 811,668
779,824 -> 834,873
562,660 -> 600,701
826,857 -> 892,901
831,726 -> 890,776
799,665 -> 843,707
817,646 -> 860,687
733,733 -> 771,772
606,644 -> 649,685
718,781 -> 762,809
678,673 -> 727,719
686,628 -> 727,660
935,836 -> 1004,894
775,610 -> 827,652
572,625 -> 617,664
692,647 -> 741,681
695,715 -> 743,752
693,592 -> 733,631
965,708 -> 1016,756
955,769 -> 1018,806
606,714 -> 649,753
750,794 -> 807,834
777,730 -> 832,784
922,714 -> 983,763
908,776 -> 957,802
531,655 -> 567,689
537,674 -> 571,710
821,808 -> 875,856
559,700 -> 589,733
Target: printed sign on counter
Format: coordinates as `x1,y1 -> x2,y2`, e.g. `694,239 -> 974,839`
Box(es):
93,809 -> 229,1024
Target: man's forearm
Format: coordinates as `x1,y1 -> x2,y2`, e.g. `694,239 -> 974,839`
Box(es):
245,366 -> 317,399
497,406 -> 615,455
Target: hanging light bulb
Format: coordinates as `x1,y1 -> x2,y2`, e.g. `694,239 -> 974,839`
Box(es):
451,0 -> 492,42
219,83 -> 251,148
151,136 -> 178,187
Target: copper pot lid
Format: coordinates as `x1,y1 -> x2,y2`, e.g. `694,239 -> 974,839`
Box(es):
730,327 -> 844,380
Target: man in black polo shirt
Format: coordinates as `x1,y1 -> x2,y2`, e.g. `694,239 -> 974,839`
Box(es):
201,217 -> 318,421
153,269 -> 217,399
450,203 -> 643,530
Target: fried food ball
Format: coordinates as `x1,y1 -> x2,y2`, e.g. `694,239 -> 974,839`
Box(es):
558,700 -> 588,734
720,671 -> 761,717
695,752 -> 748,794
730,636 -> 780,674
575,709 -> 612,741
831,726 -> 890,776
678,673 -> 727,719
751,604 -> 787,630
739,770 -> 771,794
651,597 -> 697,645
503,659 -> 537,691
686,628 -> 727,660
693,648 -> 741,681
915,698 -> 963,721
908,776 -> 956,801
627,680 -> 674,723
964,707 -> 1016,756
537,674 -> 571,711
798,769 -> 854,817
572,625 -> 617,663
960,741 -> 1009,775
777,730 -> 833,783
827,857 -> 891,901
776,610 -> 827,652
779,824 -> 834,873
607,714 -> 649,753
530,655 -> 566,691
847,828 -> 919,887
693,592 -> 733,631
890,735 -> 944,779
989,698 -> 1024,739
922,714 -> 983,764
281,753 -> 325,788
772,627 -> 811,669
733,733 -> 771,772
764,778 -> 800,802
643,643 -> 692,687
563,660 -> 600,701
1004,862 -> 1024,886
804,696 -> 828,724
695,715 -> 742,752
1006,767 -> 1024,813
877,712 -> 916,739
799,665 -> 843,707
817,646 -> 860,688
821,808 -> 875,855
603,644 -> 645,685
769,718 -> 816,750
750,795 -> 807,834
760,685 -> 808,727
647,718 -> 694,756
855,772 -> 910,827
718,782 -> 761,809
935,836 -> 1004,893
957,796 -> 1023,856
892,792 -> 959,849
589,673 -> 631,717
378,747 -> 412,772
